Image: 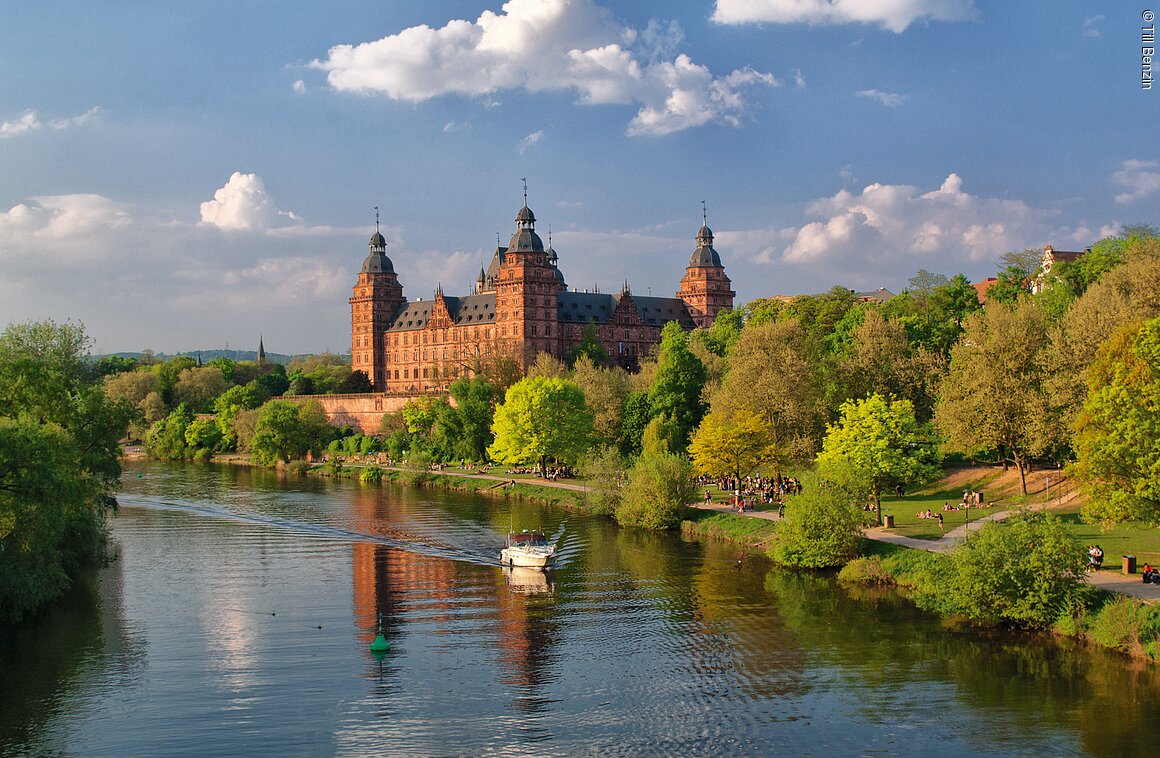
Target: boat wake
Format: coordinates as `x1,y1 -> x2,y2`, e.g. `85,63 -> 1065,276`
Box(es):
115,494 -> 505,568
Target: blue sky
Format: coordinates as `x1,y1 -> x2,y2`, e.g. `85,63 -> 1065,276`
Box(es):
1,1 -> 1155,354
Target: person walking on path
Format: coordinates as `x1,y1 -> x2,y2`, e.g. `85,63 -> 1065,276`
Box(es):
936,512 -> 944,532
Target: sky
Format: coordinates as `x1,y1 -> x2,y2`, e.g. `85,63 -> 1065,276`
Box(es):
1,0 -> 1156,355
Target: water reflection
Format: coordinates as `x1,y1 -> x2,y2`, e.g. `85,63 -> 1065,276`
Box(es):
4,461 -> 1160,756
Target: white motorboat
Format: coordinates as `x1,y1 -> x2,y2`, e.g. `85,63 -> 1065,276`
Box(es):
501,529 -> 556,569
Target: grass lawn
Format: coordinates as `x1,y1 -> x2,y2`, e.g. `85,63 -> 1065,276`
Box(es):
876,469 -> 1009,540
1050,502 -> 1160,570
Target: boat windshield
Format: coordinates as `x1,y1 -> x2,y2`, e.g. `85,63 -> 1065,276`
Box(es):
510,532 -> 548,546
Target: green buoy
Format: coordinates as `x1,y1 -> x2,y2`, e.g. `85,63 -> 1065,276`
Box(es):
369,612 -> 390,654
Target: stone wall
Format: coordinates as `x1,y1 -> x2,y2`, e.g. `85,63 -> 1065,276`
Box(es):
295,392 -> 420,434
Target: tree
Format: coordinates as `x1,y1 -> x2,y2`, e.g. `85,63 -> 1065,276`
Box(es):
448,376 -> 495,462
249,401 -> 310,465
817,393 -> 941,525
173,366 -> 229,412
1045,242 -> 1160,435
647,321 -> 706,451
488,376 -> 593,475
1071,318 -> 1160,524
710,319 -> 824,476
615,450 -> 696,531
771,469 -> 866,568
618,390 -> 653,458
568,321 -> 609,366
688,409 -> 779,484
145,404 -> 194,460
0,321 -> 131,621
571,357 -> 630,448
936,299 -> 1052,494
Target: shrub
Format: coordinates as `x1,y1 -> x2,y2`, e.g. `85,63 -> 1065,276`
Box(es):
615,451 -> 696,530
1088,596 -> 1160,658
771,472 -> 867,568
285,460 -> 311,477
360,466 -> 384,485
941,512 -> 1086,628
838,557 -> 894,586
579,445 -> 626,517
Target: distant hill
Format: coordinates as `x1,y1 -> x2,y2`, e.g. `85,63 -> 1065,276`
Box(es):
92,350 -> 349,365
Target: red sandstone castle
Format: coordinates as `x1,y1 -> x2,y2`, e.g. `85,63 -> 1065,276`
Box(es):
350,197 -> 733,393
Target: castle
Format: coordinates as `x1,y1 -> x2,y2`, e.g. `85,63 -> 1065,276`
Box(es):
350,196 -> 734,393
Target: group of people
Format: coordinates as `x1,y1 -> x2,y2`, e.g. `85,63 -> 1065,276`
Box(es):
1087,544 -> 1104,570
697,475 -> 803,506
1142,563 -> 1156,584
916,509 -> 945,530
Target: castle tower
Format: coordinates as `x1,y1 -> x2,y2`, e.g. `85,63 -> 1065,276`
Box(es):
495,187 -> 565,366
677,208 -> 734,328
350,218 -> 405,391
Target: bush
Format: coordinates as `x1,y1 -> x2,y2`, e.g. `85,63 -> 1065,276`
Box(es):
1088,596 -> 1160,658
360,466 -> 384,484
615,451 -> 696,530
285,460 -> 311,477
940,512 -> 1086,628
579,445 -> 626,517
838,557 -> 894,586
771,472 -> 867,568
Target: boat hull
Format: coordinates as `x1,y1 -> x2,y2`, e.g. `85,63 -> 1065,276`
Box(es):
500,546 -> 555,568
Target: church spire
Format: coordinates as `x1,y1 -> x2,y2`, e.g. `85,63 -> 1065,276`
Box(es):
258,335 -> 267,366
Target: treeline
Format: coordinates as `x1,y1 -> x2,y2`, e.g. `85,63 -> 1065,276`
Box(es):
1,322 -> 132,623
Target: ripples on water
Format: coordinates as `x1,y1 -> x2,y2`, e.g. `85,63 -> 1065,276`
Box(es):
3,461 -> 1159,757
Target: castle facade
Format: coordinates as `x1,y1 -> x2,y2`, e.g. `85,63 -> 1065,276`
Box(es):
350,199 -> 733,393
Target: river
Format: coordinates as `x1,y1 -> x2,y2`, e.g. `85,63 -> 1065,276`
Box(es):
2,461 -> 1157,756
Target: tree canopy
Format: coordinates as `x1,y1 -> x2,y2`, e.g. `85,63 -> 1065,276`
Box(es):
488,376 -> 593,474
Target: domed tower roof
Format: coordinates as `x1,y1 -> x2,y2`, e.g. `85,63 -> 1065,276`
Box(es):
361,228 -> 395,274
508,202 -> 544,253
689,203 -> 722,267
689,224 -> 722,267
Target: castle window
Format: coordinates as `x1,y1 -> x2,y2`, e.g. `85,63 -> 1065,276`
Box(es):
422,368 -> 428,378
394,370 -> 399,379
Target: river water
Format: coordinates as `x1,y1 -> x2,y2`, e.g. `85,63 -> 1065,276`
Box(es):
3,461 -> 1158,756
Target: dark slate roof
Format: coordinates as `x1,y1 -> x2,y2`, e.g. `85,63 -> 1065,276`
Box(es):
631,296 -> 697,328
555,291 -> 695,329
508,228 -> 545,253
556,291 -> 618,323
483,247 -> 506,289
361,251 -> 395,274
384,293 -> 497,331
448,293 -> 496,325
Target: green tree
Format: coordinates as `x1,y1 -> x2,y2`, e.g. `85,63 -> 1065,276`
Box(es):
568,321 -> 609,366
173,366 -> 229,412
771,469 -> 866,568
618,390 -> 653,458
571,357 -> 630,448
688,409 -> 779,484
488,376 -> 593,475
648,321 -> 706,451
145,404 -> 195,460
250,401 -> 307,465
936,299 -> 1052,494
1072,318 -> 1160,524
817,393 -> 941,525
711,319 -> 824,476
184,417 -> 224,459
615,450 -> 696,531
0,321 -> 131,621
448,376 -> 495,462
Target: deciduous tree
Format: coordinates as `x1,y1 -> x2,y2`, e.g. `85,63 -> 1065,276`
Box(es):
1071,318 -> 1160,524
817,393 -> 940,525
936,299 -> 1051,494
488,376 -> 593,475
688,409 -> 779,484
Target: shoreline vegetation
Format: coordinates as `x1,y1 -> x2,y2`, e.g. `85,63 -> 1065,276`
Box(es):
134,450 -> 1160,663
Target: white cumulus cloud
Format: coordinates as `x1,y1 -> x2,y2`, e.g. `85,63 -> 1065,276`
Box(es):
712,0 -> 977,33
1111,159 -> 1160,204
199,172 -> 281,232
780,173 -> 1049,264
311,0 -> 776,136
